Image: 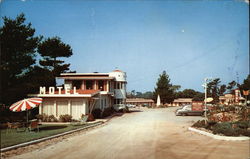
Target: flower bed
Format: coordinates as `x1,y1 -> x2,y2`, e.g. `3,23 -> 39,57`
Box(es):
192,120 -> 250,137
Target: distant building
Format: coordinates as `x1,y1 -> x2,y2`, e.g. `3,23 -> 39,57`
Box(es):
171,98 -> 192,106
126,98 -> 154,106
219,88 -> 245,105
31,70 -> 127,120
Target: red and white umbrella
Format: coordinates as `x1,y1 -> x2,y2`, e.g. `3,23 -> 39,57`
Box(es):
10,98 -> 43,112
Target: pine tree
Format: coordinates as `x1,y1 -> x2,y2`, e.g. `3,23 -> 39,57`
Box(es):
207,78 -> 221,104
0,13 -> 41,105
38,37 -> 73,85
153,71 -> 174,104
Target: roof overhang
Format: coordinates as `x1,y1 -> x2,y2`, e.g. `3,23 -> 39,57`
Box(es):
29,94 -> 94,98
57,77 -> 115,80
28,90 -> 100,98
60,73 -> 110,76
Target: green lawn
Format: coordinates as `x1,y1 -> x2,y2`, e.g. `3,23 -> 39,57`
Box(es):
0,123 -> 95,148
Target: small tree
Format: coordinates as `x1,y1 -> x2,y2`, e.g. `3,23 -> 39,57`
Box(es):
240,75 -> 250,91
239,75 -> 250,102
153,71 -> 174,104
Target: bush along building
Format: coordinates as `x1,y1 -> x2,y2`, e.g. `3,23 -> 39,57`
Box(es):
30,70 -> 127,120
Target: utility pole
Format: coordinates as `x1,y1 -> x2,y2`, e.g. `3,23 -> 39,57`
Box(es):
204,78 -> 208,124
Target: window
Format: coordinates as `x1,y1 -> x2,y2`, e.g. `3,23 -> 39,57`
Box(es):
114,99 -> 123,104
86,80 -> 93,90
115,82 -> 121,89
72,80 -> 82,89
98,80 -> 104,91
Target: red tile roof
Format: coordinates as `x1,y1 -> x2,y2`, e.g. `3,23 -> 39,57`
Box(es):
113,69 -> 123,72
173,98 -> 192,103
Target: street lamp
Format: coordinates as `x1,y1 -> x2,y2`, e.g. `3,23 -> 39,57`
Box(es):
202,77 -> 213,124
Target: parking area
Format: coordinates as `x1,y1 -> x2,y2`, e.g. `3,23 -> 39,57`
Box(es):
6,107 -> 249,159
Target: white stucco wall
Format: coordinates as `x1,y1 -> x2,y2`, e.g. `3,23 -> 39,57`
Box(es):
41,97 -> 88,120
109,71 -> 126,82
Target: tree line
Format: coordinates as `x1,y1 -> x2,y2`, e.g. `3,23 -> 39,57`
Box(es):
128,71 -> 250,105
0,13 -> 74,106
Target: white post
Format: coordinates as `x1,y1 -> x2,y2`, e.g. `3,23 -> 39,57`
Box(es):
39,103 -> 42,114
107,81 -> 109,92
68,100 -> 71,115
54,100 -> 57,117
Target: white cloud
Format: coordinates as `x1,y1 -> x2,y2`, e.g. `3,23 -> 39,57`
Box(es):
21,0 -> 26,2
244,0 -> 249,4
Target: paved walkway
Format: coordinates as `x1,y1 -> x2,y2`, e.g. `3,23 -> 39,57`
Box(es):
8,107 -> 250,159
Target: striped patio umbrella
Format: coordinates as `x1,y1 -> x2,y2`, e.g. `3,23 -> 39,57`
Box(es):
9,98 -> 43,123
10,98 -> 43,112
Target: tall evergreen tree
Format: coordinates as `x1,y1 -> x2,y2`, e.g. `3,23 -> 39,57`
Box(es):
207,78 -> 221,104
38,37 -> 73,85
219,84 -> 227,96
0,13 -> 41,105
153,71 -> 174,104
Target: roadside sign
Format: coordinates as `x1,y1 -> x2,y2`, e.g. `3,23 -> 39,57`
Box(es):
243,90 -> 249,96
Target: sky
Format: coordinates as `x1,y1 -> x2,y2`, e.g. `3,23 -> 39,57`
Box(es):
0,0 -> 249,93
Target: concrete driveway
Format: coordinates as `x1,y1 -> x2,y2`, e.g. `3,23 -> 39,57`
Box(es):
8,107 -> 249,159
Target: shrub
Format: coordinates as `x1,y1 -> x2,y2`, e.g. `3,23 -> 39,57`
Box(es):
59,114 -> 72,122
92,108 -> 102,119
48,115 -> 58,122
240,129 -> 250,137
36,114 -> 43,120
212,122 -> 233,136
205,120 -> 217,130
102,107 -> 114,118
234,120 -> 250,129
123,106 -> 130,113
192,120 -> 206,128
36,113 -> 49,122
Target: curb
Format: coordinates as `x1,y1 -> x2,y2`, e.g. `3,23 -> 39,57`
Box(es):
1,121 -> 103,152
188,127 -> 250,141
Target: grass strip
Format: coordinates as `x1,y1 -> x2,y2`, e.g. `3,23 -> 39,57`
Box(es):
0,123 -> 95,148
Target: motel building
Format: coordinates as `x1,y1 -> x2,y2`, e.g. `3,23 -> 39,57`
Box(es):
30,70 -> 127,120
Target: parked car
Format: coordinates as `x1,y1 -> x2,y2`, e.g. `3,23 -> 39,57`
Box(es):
175,104 -> 204,116
126,104 -> 136,108
142,103 -> 149,107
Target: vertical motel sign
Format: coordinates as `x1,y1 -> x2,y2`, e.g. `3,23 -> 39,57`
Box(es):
243,90 -> 249,106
